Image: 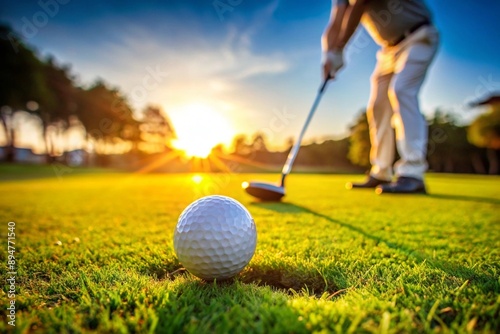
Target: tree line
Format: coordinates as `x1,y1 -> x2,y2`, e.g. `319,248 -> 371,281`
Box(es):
346,109 -> 499,175
1,24 -> 174,163
223,106 -> 499,175
1,23 -> 498,174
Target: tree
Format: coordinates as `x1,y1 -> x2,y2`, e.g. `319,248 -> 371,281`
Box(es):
76,80 -> 139,155
38,57 -> 79,158
249,133 -> 273,163
0,24 -> 50,161
347,111 -> 371,168
250,133 -> 268,153
231,134 -> 251,156
467,102 -> 500,174
138,105 -> 175,153
427,110 -> 478,173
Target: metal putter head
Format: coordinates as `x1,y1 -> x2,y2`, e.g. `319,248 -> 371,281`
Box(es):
242,78 -> 330,202
242,181 -> 285,201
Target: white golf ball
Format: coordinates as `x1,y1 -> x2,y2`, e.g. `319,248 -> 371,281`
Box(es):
174,195 -> 257,280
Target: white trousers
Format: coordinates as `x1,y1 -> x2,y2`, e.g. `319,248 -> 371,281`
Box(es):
368,26 -> 439,181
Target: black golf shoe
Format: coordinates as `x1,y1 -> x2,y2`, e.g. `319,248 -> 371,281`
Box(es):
346,176 -> 391,189
375,176 -> 427,194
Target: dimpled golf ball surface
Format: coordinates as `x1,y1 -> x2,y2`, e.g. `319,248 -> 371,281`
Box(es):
174,195 -> 257,280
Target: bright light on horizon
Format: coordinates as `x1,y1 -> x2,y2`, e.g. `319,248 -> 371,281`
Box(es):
192,174 -> 203,184
171,103 -> 235,158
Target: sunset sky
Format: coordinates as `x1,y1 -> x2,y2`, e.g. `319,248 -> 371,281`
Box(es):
2,0 -> 500,152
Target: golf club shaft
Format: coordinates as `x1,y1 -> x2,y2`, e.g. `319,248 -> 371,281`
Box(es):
280,79 -> 329,186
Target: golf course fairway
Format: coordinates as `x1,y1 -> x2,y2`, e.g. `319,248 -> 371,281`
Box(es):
1,166 -> 498,333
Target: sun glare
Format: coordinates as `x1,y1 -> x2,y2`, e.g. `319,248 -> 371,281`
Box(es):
192,174 -> 203,184
172,104 -> 234,158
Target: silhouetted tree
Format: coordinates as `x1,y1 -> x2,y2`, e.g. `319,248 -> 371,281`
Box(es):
76,81 -> 139,156
250,133 -> 268,152
427,110 -> 478,173
0,24 -> 49,161
250,133 -> 274,163
467,102 -> 500,174
38,57 -> 79,158
210,144 -> 225,156
139,105 -> 175,153
231,134 -> 251,156
347,111 -> 371,168
292,138 -> 356,171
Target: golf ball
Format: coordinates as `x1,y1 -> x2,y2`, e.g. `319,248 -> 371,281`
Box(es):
174,195 -> 257,280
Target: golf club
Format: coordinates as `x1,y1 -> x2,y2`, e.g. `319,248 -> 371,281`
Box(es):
243,77 -> 330,201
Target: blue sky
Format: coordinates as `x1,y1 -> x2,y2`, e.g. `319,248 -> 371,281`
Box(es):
2,0 -> 500,149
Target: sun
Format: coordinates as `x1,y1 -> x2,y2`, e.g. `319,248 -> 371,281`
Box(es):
171,104 -> 234,158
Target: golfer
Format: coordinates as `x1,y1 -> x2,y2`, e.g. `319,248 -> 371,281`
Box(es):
322,0 -> 438,193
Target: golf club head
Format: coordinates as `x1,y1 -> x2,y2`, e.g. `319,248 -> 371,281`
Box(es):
242,181 -> 285,201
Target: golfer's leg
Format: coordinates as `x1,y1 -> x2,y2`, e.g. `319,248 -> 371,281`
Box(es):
389,41 -> 438,179
367,71 -> 395,181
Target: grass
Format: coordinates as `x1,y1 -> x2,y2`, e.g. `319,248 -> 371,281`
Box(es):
0,164 -> 499,333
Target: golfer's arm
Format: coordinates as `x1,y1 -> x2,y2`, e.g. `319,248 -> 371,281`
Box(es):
336,0 -> 367,49
321,3 -> 347,52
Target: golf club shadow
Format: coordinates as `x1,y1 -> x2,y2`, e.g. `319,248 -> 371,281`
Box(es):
251,202 -> 497,293
249,201 -> 306,213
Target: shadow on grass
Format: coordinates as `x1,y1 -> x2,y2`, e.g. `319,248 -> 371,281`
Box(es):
238,264 -> 339,297
427,193 -> 500,205
252,202 -> 499,294
158,248 -> 340,297
152,279 -> 310,334
144,259 -> 181,280
162,261 -> 339,297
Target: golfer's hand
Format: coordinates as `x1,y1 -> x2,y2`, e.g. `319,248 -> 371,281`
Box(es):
322,49 -> 344,80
